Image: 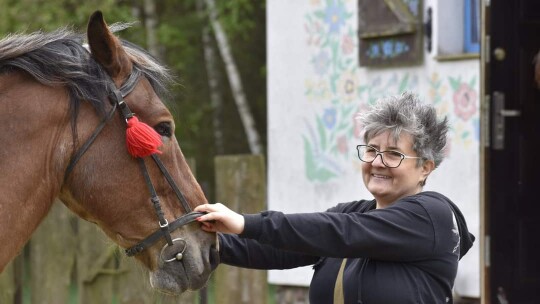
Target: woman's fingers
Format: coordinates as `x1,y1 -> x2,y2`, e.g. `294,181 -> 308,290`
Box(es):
194,203 -> 213,213
194,203 -> 245,234
199,221 -> 216,232
196,212 -> 217,222
195,203 -> 228,214
195,203 -> 230,222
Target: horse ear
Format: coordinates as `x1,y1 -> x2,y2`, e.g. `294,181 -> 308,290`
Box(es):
87,11 -> 131,78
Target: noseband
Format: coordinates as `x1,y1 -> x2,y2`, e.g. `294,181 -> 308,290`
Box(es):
64,65 -> 204,262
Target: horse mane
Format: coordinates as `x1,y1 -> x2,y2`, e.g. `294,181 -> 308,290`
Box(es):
0,25 -> 173,122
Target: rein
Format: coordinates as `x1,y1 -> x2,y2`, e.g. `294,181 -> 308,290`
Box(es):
64,65 -> 204,262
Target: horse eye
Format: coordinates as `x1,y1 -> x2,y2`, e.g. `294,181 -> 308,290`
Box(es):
154,122 -> 172,137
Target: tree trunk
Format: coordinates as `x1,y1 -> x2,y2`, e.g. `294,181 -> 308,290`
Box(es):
143,0 -> 160,59
205,0 -> 263,154
198,0 -> 225,155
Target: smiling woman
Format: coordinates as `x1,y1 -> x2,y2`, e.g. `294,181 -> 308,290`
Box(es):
194,92 -> 475,304
358,131 -> 432,209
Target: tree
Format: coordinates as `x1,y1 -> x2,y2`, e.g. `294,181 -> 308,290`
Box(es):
205,0 -> 263,154
143,0 -> 161,59
198,0 -> 225,155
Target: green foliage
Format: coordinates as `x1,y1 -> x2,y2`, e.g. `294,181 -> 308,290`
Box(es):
303,136 -> 337,182
217,0 -> 257,39
0,0 -> 133,34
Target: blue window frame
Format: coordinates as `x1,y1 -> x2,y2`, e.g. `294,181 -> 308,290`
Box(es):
464,0 -> 480,53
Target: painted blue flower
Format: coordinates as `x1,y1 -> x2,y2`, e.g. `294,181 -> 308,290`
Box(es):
395,41 -> 405,54
312,51 -> 330,76
323,108 -> 337,129
324,1 -> 346,34
370,44 -> 380,57
382,40 -> 393,57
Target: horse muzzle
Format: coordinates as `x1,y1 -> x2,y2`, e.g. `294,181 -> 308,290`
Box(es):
149,228 -> 217,295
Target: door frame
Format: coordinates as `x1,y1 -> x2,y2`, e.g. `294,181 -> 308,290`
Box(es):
482,1 -> 540,302
480,0 -> 489,303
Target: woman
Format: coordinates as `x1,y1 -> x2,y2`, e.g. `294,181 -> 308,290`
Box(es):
195,93 -> 475,303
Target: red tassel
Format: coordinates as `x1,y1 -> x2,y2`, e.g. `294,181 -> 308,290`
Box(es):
125,116 -> 162,158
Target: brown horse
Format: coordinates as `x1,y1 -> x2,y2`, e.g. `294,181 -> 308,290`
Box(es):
0,11 -> 217,294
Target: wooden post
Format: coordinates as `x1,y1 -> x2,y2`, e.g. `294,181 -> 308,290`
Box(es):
29,201 -> 77,304
212,154 -> 267,304
114,257 -> 156,304
77,220 -> 116,303
0,261 -> 15,303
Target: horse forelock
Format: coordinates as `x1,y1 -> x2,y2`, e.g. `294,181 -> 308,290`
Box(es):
122,40 -> 174,101
0,25 -> 174,121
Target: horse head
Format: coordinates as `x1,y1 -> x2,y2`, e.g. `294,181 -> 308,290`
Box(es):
0,11 -> 217,294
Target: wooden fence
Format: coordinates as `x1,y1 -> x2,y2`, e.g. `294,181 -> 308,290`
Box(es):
0,200 -> 201,304
212,155 -> 267,304
0,155 -> 278,304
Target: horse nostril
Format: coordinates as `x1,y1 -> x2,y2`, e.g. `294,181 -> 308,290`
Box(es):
209,245 -> 220,271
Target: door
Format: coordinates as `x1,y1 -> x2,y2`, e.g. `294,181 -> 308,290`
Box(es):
488,0 -> 540,303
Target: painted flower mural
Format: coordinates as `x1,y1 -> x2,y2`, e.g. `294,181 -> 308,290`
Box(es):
323,108 -> 337,129
302,1 -> 479,182
302,0 -> 420,182
337,70 -> 359,102
313,51 -> 331,76
323,1 -> 347,34
427,74 -> 480,156
453,83 -> 478,121
302,0 -> 357,182
337,135 -> 348,155
341,34 -> 354,55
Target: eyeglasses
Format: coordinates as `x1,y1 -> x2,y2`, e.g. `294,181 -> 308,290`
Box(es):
356,144 -> 423,168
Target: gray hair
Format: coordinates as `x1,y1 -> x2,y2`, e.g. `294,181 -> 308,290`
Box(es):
358,92 -> 448,169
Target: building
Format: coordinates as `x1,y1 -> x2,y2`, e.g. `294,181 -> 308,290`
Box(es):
267,1 -> 539,303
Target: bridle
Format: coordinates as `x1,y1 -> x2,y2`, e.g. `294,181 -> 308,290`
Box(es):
64,65 -> 205,263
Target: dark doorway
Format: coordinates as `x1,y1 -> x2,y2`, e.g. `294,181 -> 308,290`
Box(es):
487,0 -> 540,303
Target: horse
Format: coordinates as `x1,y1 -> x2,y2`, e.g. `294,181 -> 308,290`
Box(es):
0,11 -> 218,294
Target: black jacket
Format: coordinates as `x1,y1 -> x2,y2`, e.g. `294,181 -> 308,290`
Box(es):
218,191 -> 475,304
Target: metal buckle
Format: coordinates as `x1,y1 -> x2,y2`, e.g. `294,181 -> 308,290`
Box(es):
160,238 -> 187,263
159,219 -> 169,228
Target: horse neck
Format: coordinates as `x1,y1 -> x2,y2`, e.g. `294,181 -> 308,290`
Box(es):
0,73 -> 72,271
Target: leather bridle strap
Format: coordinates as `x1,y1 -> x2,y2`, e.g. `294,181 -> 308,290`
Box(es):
64,65 -> 204,260
125,211 -> 205,257
64,67 -> 142,181
105,67 -> 204,258
107,67 -> 141,119
150,154 -> 192,213
124,154 -> 205,257
63,103 -> 117,182
137,157 -> 174,246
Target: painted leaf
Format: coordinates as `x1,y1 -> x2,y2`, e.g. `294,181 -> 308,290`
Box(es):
316,116 -> 327,151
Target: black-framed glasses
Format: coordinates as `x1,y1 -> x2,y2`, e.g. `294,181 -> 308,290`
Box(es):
356,144 -> 423,168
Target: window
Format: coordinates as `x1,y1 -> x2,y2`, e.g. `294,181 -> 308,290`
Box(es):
436,0 -> 481,59
464,0 -> 480,53
357,0 -> 423,67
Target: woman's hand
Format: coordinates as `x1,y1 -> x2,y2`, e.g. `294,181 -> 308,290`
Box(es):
194,203 -> 245,234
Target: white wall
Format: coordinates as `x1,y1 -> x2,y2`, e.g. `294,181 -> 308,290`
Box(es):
267,0 -> 480,297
